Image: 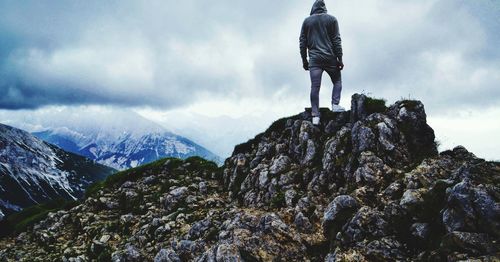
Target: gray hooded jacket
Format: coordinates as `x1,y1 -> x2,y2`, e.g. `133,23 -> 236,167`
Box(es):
300,0 -> 343,68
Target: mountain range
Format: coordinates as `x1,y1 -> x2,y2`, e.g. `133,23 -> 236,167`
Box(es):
0,123 -> 115,220
0,107 -> 221,170
32,128 -> 220,171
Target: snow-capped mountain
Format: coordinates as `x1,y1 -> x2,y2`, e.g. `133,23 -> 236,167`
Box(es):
0,106 -> 221,170
33,128 -> 221,170
0,123 -> 115,220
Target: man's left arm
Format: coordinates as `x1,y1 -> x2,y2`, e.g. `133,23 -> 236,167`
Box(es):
331,17 -> 343,70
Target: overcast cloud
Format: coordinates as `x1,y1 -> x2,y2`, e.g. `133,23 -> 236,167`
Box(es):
0,0 -> 499,159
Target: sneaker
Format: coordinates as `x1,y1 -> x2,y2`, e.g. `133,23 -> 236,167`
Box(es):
332,104 -> 346,112
312,116 -> 320,125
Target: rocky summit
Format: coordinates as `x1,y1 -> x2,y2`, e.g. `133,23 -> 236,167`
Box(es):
0,94 -> 498,261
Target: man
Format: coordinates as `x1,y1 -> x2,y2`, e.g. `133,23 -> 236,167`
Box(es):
300,0 -> 344,126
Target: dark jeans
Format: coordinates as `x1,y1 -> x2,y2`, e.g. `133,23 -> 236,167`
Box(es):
309,66 -> 342,117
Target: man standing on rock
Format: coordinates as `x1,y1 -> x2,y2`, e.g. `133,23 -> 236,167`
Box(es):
300,0 -> 344,125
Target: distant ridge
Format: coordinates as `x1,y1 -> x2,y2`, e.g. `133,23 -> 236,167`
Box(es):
0,123 -> 115,219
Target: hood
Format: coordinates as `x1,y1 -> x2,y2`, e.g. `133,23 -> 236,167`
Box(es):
310,0 -> 327,15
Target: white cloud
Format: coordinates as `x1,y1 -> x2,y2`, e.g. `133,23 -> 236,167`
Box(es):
0,0 -> 499,160
429,107 -> 500,161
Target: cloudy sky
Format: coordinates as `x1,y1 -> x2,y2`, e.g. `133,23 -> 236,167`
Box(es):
0,0 -> 499,160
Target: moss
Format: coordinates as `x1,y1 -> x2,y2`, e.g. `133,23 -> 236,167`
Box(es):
85,181 -> 105,198
0,198 -> 77,236
400,99 -> 420,110
364,97 -> 387,114
86,157 -> 219,198
335,154 -> 349,167
205,227 -> 219,241
233,112 -> 302,156
239,249 -> 260,262
105,221 -> 120,233
184,156 -> 221,177
233,134 -> 263,156
118,190 -> 146,215
97,249 -> 112,262
103,157 -> 178,188
267,117 -> 291,135
270,191 -> 286,208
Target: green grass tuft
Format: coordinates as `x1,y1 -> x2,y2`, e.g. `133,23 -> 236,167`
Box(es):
0,198 -> 77,236
270,191 -> 286,208
85,156 -> 221,198
400,99 -> 420,110
364,97 -> 388,114
85,157 -> 181,198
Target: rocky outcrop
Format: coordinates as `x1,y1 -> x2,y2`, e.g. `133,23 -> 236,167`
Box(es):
0,94 -> 498,261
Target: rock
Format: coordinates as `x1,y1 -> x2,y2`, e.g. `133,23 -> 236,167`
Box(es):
383,181 -> 404,200
173,240 -> 199,257
366,236 -> 407,260
400,188 -> 428,212
111,244 -> 142,262
296,197 -> 312,214
387,100 -> 438,162
215,244 -> 242,261
340,206 -> 388,244
301,139 -> 317,165
441,231 -> 498,256
199,182 -> 208,195
410,223 -> 430,240
99,197 -> 119,210
258,170 -> 269,189
376,122 -> 396,151
154,249 -> 181,262
188,219 -> 212,240
120,214 -> 134,224
322,126 -> 352,173
99,234 -> 111,243
294,212 -> 313,233
278,171 -> 296,187
164,187 -> 189,212
269,155 -> 292,175
259,213 -> 289,234
323,195 -> 359,239
285,189 -> 297,208
442,180 -> 500,236
351,123 -> 376,154
350,93 -> 368,122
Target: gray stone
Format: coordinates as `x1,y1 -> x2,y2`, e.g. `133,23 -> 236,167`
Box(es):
285,189 -> 297,208
351,123 -> 376,154
323,195 -> 359,238
269,155 -> 292,175
154,249 -> 181,262
215,244 -> 242,261
294,212 -> 313,233
410,223 -> 430,240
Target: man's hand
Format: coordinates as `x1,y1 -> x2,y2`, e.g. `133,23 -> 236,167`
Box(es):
337,60 -> 344,70
303,60 -> 309,71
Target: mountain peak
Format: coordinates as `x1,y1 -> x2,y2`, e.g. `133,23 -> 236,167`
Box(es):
0,94 -> 498,261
